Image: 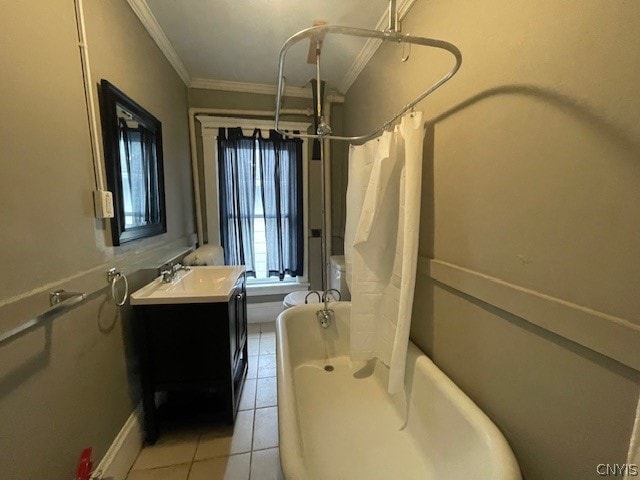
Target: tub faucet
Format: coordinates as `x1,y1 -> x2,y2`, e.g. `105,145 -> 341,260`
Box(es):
316,289 -> 339,329
316,307 -> 334,329
308,290 -> 333,328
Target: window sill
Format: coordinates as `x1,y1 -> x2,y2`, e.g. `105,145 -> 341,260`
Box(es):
246,281 -> 310,297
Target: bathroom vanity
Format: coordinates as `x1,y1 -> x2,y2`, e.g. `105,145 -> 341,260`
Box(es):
130,266 -> 247,444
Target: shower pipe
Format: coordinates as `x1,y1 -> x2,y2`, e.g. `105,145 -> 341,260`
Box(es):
188,107 -> 314,246
308,39 -> 335,297
322,96 -> 333,272
274,25 -> 462,143
74,0 -> 106,192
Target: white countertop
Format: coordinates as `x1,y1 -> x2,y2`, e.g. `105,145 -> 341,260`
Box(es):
130,265 -> 245,305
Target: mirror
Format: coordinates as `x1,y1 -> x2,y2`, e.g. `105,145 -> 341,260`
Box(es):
99,80 -> 166,245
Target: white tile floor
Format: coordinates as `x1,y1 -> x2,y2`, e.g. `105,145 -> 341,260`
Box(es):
127,322 -> 283,480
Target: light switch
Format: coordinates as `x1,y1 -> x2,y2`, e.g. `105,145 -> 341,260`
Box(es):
94,190 -> 114,218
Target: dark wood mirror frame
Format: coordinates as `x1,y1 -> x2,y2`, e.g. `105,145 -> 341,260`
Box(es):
99,79 -> 167,245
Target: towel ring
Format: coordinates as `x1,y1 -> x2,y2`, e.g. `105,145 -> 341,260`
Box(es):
107,268 -> 129,307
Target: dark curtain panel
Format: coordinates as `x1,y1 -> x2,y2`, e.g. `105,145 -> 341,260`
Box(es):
257,130 -> 304,279
119,119 -> 159,227
140,128 -> 160,224
217,127 -> 257,277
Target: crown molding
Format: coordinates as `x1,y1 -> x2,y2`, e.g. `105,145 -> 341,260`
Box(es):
189,78 -> 344,103
127,0 -> 411,97
126,0 -> 191,85
338,0 -> 417,93
189,77 -> 313,98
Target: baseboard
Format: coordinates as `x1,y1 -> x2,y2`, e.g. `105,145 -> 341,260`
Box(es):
247,301 -> 284,324
93,404 -> 143,480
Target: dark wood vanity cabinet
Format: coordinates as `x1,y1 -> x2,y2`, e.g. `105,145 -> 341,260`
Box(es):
135,275 -> 248,444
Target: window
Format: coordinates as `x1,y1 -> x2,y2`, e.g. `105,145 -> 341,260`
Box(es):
256,130 -> 305,282
197,116 -> 310,288
118,124 -> 160,227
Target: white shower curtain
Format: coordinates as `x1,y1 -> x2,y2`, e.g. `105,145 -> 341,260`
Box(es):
345,112 -> 425,395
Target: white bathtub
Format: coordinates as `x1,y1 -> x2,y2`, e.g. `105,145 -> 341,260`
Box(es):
276,302 -> 521,480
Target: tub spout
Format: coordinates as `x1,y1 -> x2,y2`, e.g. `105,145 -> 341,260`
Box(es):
316,308 -> 334,329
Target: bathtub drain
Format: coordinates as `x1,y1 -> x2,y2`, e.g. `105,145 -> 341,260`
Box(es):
324,365 -> 334,372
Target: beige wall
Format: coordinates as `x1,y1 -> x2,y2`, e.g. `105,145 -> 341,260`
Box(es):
0,1 -> 193,479
344,1 -> 640,479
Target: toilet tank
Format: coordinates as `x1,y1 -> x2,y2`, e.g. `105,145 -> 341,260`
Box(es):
183,244 -> 225,266
329,255 -> 350,301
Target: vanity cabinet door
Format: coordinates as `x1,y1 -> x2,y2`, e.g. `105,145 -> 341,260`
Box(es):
229,276 -> 246,373
228,291 -> 237,370
236,283 -> 247,353
141,303 -> 228,386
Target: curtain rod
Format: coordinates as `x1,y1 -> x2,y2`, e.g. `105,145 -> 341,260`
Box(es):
193,107 -> 313,118
275,25 -> 461,143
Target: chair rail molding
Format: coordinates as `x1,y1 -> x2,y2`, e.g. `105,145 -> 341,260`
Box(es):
418,256 -> 640,371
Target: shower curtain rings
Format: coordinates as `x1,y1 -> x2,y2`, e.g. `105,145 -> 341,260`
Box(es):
107,268 -> 129,307
401,37 -> 411,62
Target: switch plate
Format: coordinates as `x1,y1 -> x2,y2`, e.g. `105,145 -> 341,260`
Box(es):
94,190 -> 114,218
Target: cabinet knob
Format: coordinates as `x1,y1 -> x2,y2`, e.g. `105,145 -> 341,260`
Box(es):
236,293 -> 244,301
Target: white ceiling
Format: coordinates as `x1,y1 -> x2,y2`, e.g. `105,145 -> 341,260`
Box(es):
132,0 -> 409,93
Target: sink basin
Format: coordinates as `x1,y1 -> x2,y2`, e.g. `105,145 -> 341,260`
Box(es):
130,266 -> 245,305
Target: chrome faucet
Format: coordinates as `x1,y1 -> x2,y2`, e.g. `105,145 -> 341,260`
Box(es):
160,263 -> 190,283
316,307 -> 334,329
316,289 -> 341,329
305,291 -> 322,304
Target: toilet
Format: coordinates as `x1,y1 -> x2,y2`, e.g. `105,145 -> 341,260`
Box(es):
282,290 -> 323,309
282,255 -> 350,309
329,255 -> 350,301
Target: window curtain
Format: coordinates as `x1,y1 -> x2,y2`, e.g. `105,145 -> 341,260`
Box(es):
257,130 -> 304,279
119,119 -> 159,226
217,127 -> 258,277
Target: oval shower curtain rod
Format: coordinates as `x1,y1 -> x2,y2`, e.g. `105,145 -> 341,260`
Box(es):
274,24 -> 462,144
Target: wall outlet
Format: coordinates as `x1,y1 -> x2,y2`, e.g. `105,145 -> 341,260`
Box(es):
94,190 -> 114,218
